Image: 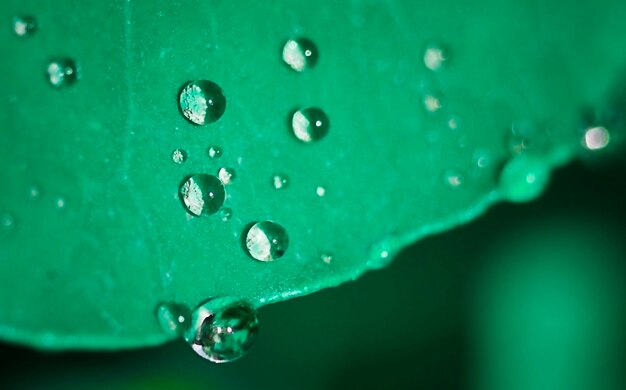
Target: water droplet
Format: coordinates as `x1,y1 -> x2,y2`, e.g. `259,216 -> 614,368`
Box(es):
156,302 -> 192,337
316,186 -> 326,197
208,145 -> 223,160
1,214 -> 15,231
27,185 -> 40,200
282,38 -> 318,72
218,168 -> 236,185
473,149 -> 492,169
179,80 -> 226,125
218,207 -> 233,222
12,16 -> 36,37
367,241 -> 395,270
321,252 -> 333,264
185,297 -> 259,363
444,170 -> 464,188
291,108 -> 329,143
179,174 -> 225,216
583,126 -> 610,150
447,116 -> 460,129
508,120 -> 544,155
245,221 -> 289,261
55,197 -> 66,209
498,155 -> 550,202
171,149 -> 188,164
272,174 -> 289,190
424,44 -> 448,71
423,95 -> 443,113
46,59 -> 78,88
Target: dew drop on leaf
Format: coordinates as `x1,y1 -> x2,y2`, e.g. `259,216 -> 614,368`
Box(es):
178,80 -> 226,125
179,174 -> 225,216
46,59 -> 78,88
245,221 -> 289,262
282,38 -> 318,72
291,108 -> 330,142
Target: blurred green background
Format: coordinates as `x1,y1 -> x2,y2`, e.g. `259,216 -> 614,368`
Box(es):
1,160 -> 624,389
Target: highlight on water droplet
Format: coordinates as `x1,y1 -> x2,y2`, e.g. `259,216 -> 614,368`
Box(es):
423,44 -> 448,71
171,149 -> 188,164
291,107 -> 330,143
218,207 -> 233,222
156,302 -> 192,337
218,168 -> 236,185
185,296 -> 259,363
583,126 -> 610,151
12,16 -> 37,37
282,38 -> 318,72
321,252 -> 333,264
1,213 -> 15,231
244,221 -> 289,262
316,186 -> 326,197
179,174 -> 225,216
272,174 -> 289,190
498,155 -> 550,203
46,59 -> 78,88
423,95 -> 443,113
208,145 -> 223,160
179,80 -> 226,125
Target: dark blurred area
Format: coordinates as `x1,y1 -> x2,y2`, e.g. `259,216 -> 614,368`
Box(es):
1,159 -> 625,390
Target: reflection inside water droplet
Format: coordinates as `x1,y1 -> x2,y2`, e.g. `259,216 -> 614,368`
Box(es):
245,221 -> 289,261
179,80 -> 226,125
179,174 -> 225,216
185,297 -> 259,363
282,38 -> 318,72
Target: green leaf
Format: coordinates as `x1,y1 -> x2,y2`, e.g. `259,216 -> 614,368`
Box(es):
0,0 -> 624,350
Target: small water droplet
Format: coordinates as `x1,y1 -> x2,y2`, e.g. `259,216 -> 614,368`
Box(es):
46,59 -> 78,88
245,221 -> 289,262
316,186 -> 326,197
447,116 -> 460,129
218,168 -> 236,185
208,145 -> 223,160
444,170 -> 464,188
272,174 -> 289,190
498,155 -> 550,202
12,16 -> 36,37
291,108 -> 329,142
156,302 -> 192,337
55,197 -> 66,209
179,174 -> 225,216
27,185 -> 40,200
171,149 -> 188,164
423,44 -> 448,71
508,120 -> 544,155
218,207 -> 233,222
423,95 -> 443,113
185,297 -> 259,363
1,213 -> 15,231
583,126 -> 610,150
179,80 -> 226,125
282,38 -> 318,72
473,149 -> 492,169
321,252 -> 333,264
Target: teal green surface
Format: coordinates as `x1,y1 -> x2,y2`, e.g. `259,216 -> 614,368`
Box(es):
0,0 -> 625,349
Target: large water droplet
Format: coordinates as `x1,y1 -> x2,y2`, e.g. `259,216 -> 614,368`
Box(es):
12,16 -> 36,37
218,167 -> 236,185
46,59 -> 78,88
583,126 -> 610,150
185,297 -> 259,363
179,80 -> 226,125
156,302 -> 192,337
171,149 -> 188,164
272,174 -> 289,190
498,155 -> 550,202
282,38 -> 318,72
423,44 -> 448,71
179,174 -> 225,216
207,145 -> 223,160
291,108 -> 329,142
245,221 -> 289,262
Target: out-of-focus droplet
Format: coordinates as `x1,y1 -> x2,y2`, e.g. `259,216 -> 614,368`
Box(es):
179,174 -> 225,216
171,149 -> 188,164
316,186 -> 326,197
245,221 -> 289,262
27,185 -> 40,200
423,95 -> 442,113
156,302 -> 192,337
498,155 -> 550,202
321,252 -> 333,264
282,38 -> 319,72
423,44 -> 448,71
1,214 -> 15,231
12,16 -> 36,37
444,170 -> 464,188
179,80 -> 226,125
272,174 -> 289,190
291,108 -> 329,142
185,297 -> 259,363
46,59 -> 78,88
583,126 -> 610,151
